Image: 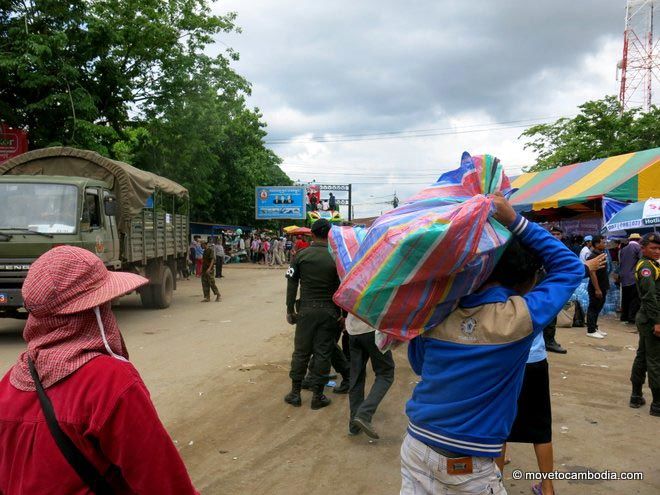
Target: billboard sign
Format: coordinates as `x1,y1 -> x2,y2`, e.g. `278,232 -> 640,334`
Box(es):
0,125 -> 28,163
255,186 -> 306,220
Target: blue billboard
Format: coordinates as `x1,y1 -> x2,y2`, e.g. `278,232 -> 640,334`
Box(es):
255,186 -> 306,220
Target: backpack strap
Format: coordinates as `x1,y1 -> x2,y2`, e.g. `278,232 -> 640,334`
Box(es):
28,358 -> 114,495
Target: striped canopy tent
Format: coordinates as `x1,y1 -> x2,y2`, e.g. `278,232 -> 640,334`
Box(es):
510,147 -> 660,221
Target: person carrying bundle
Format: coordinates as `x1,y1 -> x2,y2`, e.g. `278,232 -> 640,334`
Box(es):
400,193 -> 584,495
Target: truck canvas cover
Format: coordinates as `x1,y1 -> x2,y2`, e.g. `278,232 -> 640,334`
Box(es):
0,147 -> 188,228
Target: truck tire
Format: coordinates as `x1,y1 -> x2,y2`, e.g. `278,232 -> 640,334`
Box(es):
139,286 -> 155,309
152,265 -> 173,309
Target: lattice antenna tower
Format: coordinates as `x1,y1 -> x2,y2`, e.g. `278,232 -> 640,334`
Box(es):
618,0 -> 660,111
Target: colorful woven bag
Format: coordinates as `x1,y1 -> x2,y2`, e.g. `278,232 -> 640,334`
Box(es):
330,152 -> 513,342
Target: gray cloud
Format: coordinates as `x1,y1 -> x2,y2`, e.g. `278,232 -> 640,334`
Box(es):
211,1 -> 623,217
216,0 -> 622,139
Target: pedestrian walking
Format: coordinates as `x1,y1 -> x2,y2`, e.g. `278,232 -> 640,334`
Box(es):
586,235 -> 609,339
345,314 -> 395,439
0,246 -> 199,494
502,333 -> 555,495
200,240 -> 220,302
629,233 -> 660,416
579,235 -> 593,263
544,226 -> 568,354
194,236 -> 204,277
400,194 -> 583,495
214,236 -> 225,278
284,219 -> 347,410
620,233 -> 643,324
270,238 -> 283,266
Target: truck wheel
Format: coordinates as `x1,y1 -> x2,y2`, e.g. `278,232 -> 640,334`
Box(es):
152,266 -> 173,309
139,286 -> 155,309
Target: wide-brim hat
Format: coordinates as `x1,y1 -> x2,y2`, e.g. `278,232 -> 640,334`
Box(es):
23,246 -> 148,317
628,233 -> 642,240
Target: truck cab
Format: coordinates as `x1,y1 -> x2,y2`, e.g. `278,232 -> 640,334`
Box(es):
0,176 -> 120,317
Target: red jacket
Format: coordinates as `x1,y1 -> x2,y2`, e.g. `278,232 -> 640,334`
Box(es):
0,356 -> 198,494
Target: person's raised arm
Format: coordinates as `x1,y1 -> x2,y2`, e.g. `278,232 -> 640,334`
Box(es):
491,193 -> 584,334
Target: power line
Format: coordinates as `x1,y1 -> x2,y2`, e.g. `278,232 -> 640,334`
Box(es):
265,116 -> 568,145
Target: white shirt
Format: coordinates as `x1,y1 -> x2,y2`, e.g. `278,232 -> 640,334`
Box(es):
214,243 -> 225,256
345,314 -> 375,336
579,246 -> 591,263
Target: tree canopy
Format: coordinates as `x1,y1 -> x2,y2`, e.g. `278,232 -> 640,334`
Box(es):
521,95 -> 660,171
0,0 -> 290,224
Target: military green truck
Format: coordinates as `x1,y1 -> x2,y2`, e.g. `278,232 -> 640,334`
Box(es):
0,147 -> 189,318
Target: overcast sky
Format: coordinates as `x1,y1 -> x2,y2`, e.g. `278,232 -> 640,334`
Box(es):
213,1 -> 624,218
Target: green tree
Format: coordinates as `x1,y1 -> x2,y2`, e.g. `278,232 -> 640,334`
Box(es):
1,0 -> 292,226
0,0 -> 245,154
521,96 -> 660,171
118,86 -> 291,225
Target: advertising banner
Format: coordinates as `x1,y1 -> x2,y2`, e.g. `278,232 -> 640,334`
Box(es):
255,186 -> 306,220
0,125 -> 28,163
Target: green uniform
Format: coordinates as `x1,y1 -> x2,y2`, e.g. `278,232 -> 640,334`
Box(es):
286,242 -> 346,389
630,257 -> 660,406
201,246 -> 219,299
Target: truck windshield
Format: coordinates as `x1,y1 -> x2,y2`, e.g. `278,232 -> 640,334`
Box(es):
0,183 -> 78,234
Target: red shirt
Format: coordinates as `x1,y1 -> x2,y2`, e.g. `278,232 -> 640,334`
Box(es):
0,356 -> 198,494
294,240 -> 309,251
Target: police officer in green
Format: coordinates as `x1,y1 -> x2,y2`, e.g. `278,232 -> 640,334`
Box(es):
200,239 -> 221,303
629,233 -> 660,416
284,219 -> 349,409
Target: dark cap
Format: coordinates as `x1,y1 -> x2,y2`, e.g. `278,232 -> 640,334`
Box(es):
641,233 -> 660,246
311,218 -> 331,238
550,226 -> 563,234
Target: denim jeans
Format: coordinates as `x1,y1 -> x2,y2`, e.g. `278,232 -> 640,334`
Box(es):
400,434 -> 506,494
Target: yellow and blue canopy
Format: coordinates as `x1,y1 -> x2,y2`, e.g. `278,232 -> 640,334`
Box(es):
510,147 -> 660,213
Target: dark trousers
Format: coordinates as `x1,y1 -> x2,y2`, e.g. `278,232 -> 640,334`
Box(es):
307,328 -> 351,381
215,256 -> 223,277
201,271 -> 219,298
631,319 -> 660,404
289,309 -> 339,389
543,316 -> 558,345
348,332 -> 395,423
587,289 -> 607,333
341,331 -> 351,362
620,284 -> 640,323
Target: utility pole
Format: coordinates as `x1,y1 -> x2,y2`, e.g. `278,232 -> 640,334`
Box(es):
348,183 -> 352,221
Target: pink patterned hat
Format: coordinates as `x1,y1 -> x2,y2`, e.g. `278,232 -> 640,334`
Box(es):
22,246 -> 148,316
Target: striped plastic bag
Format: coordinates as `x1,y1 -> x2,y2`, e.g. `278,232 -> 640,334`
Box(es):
331,152 -> 513,343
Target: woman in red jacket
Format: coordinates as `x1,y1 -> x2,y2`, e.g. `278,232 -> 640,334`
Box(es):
0,246 -> 199,494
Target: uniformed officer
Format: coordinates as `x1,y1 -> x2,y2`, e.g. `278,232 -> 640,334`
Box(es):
284,219 -> 348,409
200,239 -> 221,302
629,233 -> 660,416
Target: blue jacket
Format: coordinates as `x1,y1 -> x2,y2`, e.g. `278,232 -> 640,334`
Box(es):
405,215 -> 584,457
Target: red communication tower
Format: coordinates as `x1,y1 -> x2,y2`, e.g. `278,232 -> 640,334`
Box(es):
619,0 -> 660,111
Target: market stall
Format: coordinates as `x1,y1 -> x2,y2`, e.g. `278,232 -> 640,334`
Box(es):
510,147 -> 660,226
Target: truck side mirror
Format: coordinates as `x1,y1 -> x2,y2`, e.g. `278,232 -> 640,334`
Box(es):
104,197 -> 117,216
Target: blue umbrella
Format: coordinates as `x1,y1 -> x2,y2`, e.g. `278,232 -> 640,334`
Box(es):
603,198 -> 660,233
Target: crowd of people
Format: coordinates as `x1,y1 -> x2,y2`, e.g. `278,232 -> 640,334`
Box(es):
283,197 -> 660,495
0,194 -> 657,494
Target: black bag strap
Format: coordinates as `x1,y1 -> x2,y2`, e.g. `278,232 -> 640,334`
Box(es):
28,358 -> 114,495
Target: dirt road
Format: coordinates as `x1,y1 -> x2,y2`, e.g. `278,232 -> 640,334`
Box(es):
1,265 -> 659,494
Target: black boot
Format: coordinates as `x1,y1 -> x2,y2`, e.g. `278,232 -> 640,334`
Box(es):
651,392 -> 660,417
630,382 -> 646,408
311,386 -> 332,410
650,403 -> 660,417
301,375 -> 313,390
546,340 -> 567,354
333,377 -> 350,394
284,382 -> 302,407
